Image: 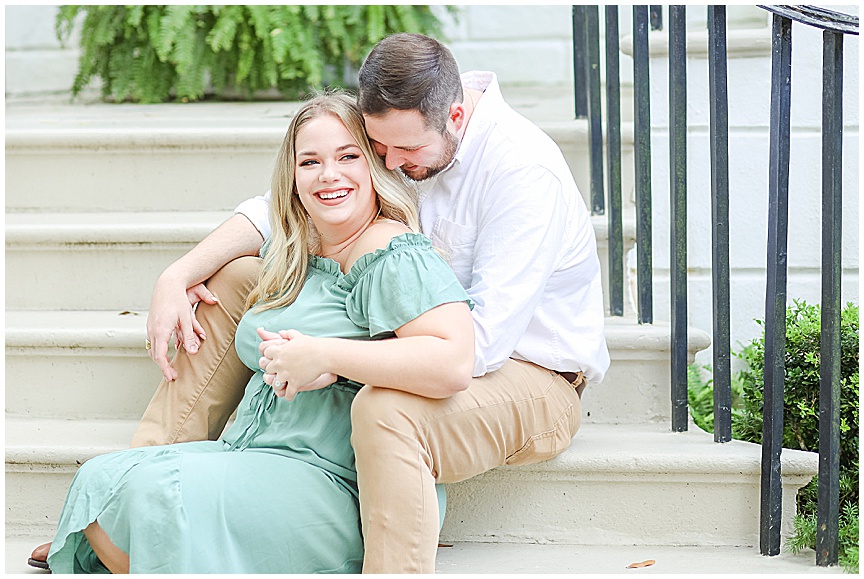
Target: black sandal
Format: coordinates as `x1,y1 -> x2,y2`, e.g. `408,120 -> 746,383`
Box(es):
28,556 -> 50,570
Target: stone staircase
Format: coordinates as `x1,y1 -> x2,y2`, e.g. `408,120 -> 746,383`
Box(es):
5,91 -> 824,573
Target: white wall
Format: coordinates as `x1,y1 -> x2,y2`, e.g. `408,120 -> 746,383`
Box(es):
4,5 -> 82,95
642,5 -> 859,369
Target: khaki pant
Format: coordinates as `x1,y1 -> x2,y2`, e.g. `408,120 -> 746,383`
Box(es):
132,257 -> 584,573
131,256 -> 260,447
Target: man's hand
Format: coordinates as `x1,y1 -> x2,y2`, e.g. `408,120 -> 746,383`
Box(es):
257,327 -> 336,400
146,274 -> 218,382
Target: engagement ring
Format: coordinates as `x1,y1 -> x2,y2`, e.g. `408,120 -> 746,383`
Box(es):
145,339 -> 152,350
273,380 -> 283,389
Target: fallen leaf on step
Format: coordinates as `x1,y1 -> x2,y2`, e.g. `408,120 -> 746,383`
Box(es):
437,543 -> 453,548
626,559 -> 655,569
117,311 -> 139,316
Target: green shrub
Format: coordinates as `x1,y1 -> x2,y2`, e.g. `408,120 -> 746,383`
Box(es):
689,301 -> 859,572
687,363 -> 745,434
786,503 -> 859,573
56,5 -> 456,103
733,301 -> 859,470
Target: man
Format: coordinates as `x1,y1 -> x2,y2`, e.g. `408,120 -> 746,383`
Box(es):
31,33 -> 608,573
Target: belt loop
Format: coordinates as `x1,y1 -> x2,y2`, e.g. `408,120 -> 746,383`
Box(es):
558,371 -> 586,397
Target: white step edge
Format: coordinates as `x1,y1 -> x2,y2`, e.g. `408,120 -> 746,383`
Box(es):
6,310 -> 149,350
6,418 -> 818,548
5,211 -> 636,316
10,419 -> 811,478
620,26 -> 772,58
5,211 -> 230,245
5,211 -> 633,245
6,103 -> 637,215
6,311 -> 710,424
6,418 -> 139,467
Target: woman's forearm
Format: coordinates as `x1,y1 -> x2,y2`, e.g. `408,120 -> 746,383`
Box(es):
261,303 -> 475,400
319,334 -> 473,398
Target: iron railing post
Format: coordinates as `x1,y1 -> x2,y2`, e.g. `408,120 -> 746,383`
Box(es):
708,5 -> 732,443
669,5 -> 688,432
816,28 -> 844,569
760,13 -> 793,558
633,5 -> 653,324
572,6 -> 588,119
585,6 -> 605,216
605,5 -> 624,317
650,5 -> 664,30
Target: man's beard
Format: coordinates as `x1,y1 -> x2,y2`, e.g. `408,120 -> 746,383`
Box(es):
400,131 -> 459,182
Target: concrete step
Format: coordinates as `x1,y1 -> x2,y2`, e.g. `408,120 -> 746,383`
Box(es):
4,102 -> 288,213
4,99 -> 636,214
5,419 -> 817,552
5,311 -> 162,420
439,422 -> 815,548
4,538 -> 840,575
5,211 -> 227,311
434,543 -> 839,574
5,418 -> 139,539
5,211 -> 636,313
5,311 -> 709,424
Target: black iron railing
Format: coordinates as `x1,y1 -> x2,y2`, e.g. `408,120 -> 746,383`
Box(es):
571,4 -> 858,567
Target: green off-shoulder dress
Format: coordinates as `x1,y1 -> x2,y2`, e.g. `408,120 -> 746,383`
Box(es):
46,233 -> 471,574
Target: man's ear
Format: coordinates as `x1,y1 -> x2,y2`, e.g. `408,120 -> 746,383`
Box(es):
448,101 -> 467,132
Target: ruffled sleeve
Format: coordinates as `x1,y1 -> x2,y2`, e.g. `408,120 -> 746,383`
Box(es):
345,234 -> 473,337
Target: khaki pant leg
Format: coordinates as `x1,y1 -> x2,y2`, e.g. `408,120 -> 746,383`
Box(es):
130,256 -> 261,448
350,358 -> 582,574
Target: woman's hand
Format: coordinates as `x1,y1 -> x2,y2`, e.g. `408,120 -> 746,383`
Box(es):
257,328 -> 336,400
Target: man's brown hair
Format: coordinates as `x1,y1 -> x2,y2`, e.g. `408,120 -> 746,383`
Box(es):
358,33 -> 463,132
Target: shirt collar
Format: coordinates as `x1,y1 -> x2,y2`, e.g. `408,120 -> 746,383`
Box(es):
452,71 -> 498,165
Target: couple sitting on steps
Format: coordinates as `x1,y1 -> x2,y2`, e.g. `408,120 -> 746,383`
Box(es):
31,33 -> 609,574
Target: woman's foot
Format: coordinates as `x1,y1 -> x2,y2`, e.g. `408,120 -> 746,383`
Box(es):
28,542 -> 51,570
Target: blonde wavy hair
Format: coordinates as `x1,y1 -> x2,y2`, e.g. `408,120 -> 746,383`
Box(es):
247,91 -> 420,312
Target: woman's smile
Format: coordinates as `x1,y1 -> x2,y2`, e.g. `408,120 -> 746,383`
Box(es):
315,187 -> 353,204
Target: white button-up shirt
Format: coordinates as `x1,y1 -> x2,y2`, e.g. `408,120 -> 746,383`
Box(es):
234,72 -> 610,384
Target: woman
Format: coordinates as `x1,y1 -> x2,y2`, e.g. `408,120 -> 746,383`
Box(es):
44,92 -> 474,573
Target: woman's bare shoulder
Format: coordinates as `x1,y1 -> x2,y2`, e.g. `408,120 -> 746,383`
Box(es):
356,219 -> 413,253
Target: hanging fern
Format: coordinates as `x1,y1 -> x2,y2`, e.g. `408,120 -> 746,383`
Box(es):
55,5 -> 458,103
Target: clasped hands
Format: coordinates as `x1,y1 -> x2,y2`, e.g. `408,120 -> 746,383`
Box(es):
257,327 -> 337,400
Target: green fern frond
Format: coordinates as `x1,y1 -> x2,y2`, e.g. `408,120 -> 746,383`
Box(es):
172,18 -> 199,75
174,28 -> 208,101
126,5 -> 144,29
247,6 -> 272,40
107,43 -> 136,101
234,27 -> 255,85
301,5 -> 321,24
389,4 -> 421,33
55,5 -> 84,46
58,4 -> 449,102
143,7 -> 163,58
366,5 -> 386,44
157,5 -> 195,61
90,6 -> 122,46
206,5 -> 240,52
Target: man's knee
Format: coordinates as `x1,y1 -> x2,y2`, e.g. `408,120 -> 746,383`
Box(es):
350,386 -> 422,447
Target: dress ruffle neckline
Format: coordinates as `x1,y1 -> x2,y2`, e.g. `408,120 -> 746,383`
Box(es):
308,233 -> 433,288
